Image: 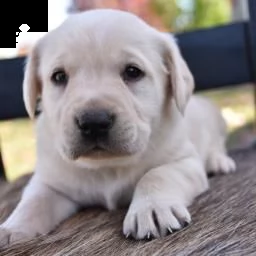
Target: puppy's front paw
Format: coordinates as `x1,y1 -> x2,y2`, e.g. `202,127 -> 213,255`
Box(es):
123,199 -> 191,240
0,226 -> 35,247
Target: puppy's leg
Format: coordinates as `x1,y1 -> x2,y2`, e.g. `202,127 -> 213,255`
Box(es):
206,105 -> 236,174
123,157 -> 208,240
206,136 -> 236,174
206,149 -> 236,174
0,176 -> 78,246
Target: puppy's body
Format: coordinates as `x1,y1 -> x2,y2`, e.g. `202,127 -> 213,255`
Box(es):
186,96 -> 235,173
0,9 -> 235,245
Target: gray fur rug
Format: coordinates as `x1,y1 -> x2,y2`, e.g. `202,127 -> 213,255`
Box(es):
0,147 -> 255,256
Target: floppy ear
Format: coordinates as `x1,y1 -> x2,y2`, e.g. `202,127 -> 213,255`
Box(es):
160,34 -> 194,114
23,44 -> 41,119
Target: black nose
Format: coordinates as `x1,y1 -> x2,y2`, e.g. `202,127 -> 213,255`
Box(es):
75,110 -> 115,139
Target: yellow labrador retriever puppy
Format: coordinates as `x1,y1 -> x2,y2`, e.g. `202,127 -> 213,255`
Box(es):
0,9 -> 235,245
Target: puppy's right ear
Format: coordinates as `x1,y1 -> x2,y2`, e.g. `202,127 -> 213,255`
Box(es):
23,44 -> 41,119
158,33 -> 194,115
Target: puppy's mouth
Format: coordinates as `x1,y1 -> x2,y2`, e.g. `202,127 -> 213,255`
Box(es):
87,148 -> 112,158
70,142 -> 128,160
91,145 -> 104,151
89,145 -> 108,155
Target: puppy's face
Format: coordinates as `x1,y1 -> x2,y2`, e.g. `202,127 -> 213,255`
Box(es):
23,10 -> 194,167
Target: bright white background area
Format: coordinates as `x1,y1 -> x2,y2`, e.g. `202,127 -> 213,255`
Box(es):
0,0 -> 71,58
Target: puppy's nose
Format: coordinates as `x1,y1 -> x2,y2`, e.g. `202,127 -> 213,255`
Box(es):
75,110 -> 115,139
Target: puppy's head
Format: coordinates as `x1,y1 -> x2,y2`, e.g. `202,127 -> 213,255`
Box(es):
23,9 -> 194,168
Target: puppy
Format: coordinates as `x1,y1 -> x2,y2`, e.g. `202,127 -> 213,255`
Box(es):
0,9 -> 235,245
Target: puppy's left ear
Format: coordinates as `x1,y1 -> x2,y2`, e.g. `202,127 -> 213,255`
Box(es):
23,44 -> 42,119
159,33 -> 194,114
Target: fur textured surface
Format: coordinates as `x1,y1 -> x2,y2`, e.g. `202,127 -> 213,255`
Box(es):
0,147 -> 255,256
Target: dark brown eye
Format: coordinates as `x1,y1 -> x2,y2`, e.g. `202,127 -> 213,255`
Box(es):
51,69 -> 68,86
121,65 -> 145,83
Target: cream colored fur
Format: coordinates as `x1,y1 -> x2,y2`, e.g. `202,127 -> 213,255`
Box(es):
0,9 -> 235,246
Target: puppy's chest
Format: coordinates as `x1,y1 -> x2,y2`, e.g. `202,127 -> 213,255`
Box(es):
60,168 -> 145,210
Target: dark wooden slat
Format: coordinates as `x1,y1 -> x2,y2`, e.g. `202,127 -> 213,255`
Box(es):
0,57 -> 27,120
0,144 -> 6,180
247,0 -> 256,80
0,57 -> 27,179
176,22 -> 253,91
247,0 -> 256,137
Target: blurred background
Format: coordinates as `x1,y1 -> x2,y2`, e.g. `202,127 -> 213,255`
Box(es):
0,0 -> 254,181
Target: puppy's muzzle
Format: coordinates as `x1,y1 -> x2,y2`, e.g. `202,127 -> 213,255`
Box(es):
75,109 -> 115,141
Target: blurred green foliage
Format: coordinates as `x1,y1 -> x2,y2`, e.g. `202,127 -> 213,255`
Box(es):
151,0 -> 232,32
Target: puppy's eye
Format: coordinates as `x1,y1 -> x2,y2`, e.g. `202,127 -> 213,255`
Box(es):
51,69 -> 68,86
121,65 -> 145,83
